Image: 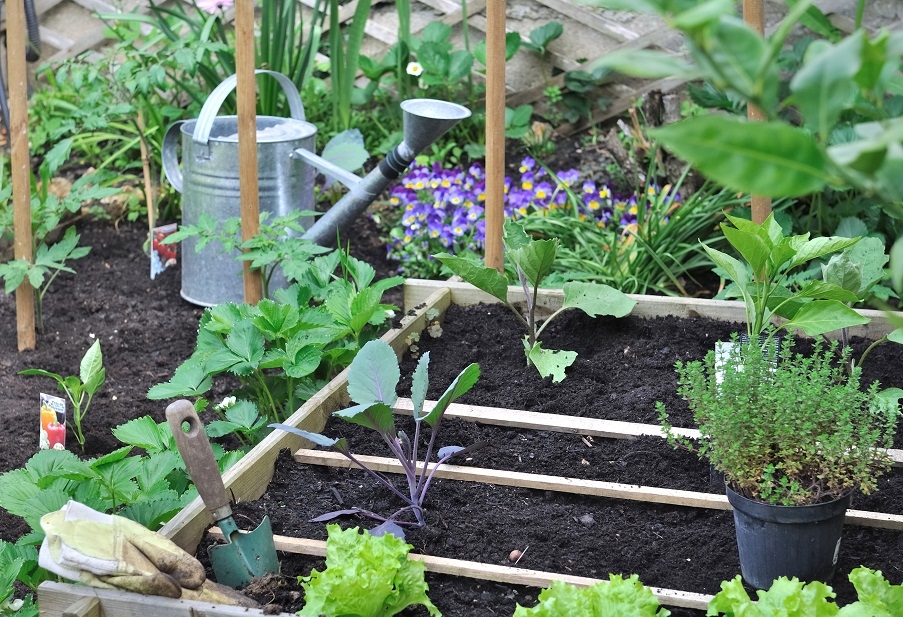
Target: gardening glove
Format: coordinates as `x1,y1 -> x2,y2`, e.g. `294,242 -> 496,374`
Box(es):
39,500 -> 258,607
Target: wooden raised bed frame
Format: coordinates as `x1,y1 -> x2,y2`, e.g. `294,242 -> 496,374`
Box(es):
38,279 -> 903,617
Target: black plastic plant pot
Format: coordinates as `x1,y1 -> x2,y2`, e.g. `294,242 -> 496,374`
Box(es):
726,485 -> 852,590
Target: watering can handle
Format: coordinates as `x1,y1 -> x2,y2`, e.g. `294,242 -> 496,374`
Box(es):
161,120 -> 185,193
192,69 -> 306,152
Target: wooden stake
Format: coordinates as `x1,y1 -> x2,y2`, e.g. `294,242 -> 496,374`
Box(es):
743,0 -> 771,224
136,110 -> 156,236
8,0 -> 35,350
293,450 -> 903,530
235,0 -> 263,304
483,0 -> 505,271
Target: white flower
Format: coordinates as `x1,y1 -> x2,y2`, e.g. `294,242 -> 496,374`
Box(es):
406,61 -> 423,77
196,0 -> 233,14
215,396 -> 237,411
419,78 -> 428,90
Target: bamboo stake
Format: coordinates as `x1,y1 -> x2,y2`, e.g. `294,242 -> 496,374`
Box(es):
743,0 -> 771,224
483,0 -> 505,271
235,0 -> 263,304
136,110 -> 155,236
8,0 -> 35,350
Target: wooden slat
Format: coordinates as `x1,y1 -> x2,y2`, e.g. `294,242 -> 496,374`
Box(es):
402,279 -> 901,340
393,398 -> 903,466
295,449 -> 732,509
294,450 -> 903,530
393,397 -> 701,439
211,532 -> 714,611
159,289 -> 451,553
531,0 -> 643,42
38,582 -> 296,617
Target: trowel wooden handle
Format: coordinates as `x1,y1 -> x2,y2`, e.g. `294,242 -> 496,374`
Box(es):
166,399 -> 233,521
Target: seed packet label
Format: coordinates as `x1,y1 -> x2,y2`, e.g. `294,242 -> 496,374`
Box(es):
39,393 -> 67,451
150,223 -> 179,280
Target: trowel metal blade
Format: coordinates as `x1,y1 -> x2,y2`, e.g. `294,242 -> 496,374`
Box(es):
208,515 -> 279,588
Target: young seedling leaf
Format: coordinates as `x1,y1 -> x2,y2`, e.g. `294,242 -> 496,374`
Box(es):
334,403 -> 396,434
562,282 -> 636,318
434,253 -> 509,303
269,424 -> 344,449
508,239 -> 558,287
525,341 -> 577,383
423,363 -> 480,426
310,509 -> 365,522
369,519 -> 407,539
437,445 -> 464,459
410,352 -> 430,419
79,340 -> 104,386
889,328 -> 903,344
347,339 -> 400,406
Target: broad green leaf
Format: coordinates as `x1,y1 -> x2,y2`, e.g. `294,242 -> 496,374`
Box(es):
788,236 -> 860,269
702,245 -> 751,288
118,493 -> 185,530
253,300 -> 299,339
423,363 -> 480,426
888,328 -> 903,345
334,402 -> 396,434
346,339 -> 399,406
282,343 -> 323,379
509,239 -> 558,287
651,115 -> 830,197
794,280 -> 860,303
562,282 -> 636,318
789,32 -> 862,137
321,129 -> 368,173
79,340 -> 104,386
590,49 -> 699,79
147,359 -> 212,399
448,49 -> 473,81
205,420 -> 242,438
348,286 -> 382,335
0,470 -> 41,516
113,416 -> 172,453
25,450 -> 93,485
783,300 -> 869,336
721,226 -> 770,276
19,489 -> 71,531
670,0 -> 734,29
434,253 -> 509,303
698,17 -> 777,108
224,319 -> 266,374
525,340 -> 576,383
135,451 -> 180,492
410,352 -> 430,419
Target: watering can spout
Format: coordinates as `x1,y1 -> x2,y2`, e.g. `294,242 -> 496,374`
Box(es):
302,99 -> 471,246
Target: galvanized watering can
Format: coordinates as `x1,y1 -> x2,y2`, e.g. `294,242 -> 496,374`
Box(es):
164,70 -> 471,306
162,70 -> 317,307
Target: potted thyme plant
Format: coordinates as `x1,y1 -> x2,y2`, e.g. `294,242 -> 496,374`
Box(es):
658,337 -> 899,589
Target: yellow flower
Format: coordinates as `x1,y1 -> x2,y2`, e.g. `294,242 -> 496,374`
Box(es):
406,62 -> 423,76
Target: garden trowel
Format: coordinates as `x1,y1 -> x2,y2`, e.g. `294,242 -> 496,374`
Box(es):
166,399 -> 279,588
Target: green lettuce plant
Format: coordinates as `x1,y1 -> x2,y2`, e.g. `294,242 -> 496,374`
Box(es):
436,219 -> 636,382
298,525 -> 439,617
705,212 -> 866,344
708,567 -> 903,615
514,576 -> 669,616
19,340 -> 105,451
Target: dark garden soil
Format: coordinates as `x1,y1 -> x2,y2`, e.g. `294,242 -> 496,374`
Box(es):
230,303 -> 903,616
3,216 -> 903,616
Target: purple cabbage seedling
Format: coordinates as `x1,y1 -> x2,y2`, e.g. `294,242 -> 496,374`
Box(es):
272,339 -> 481,538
